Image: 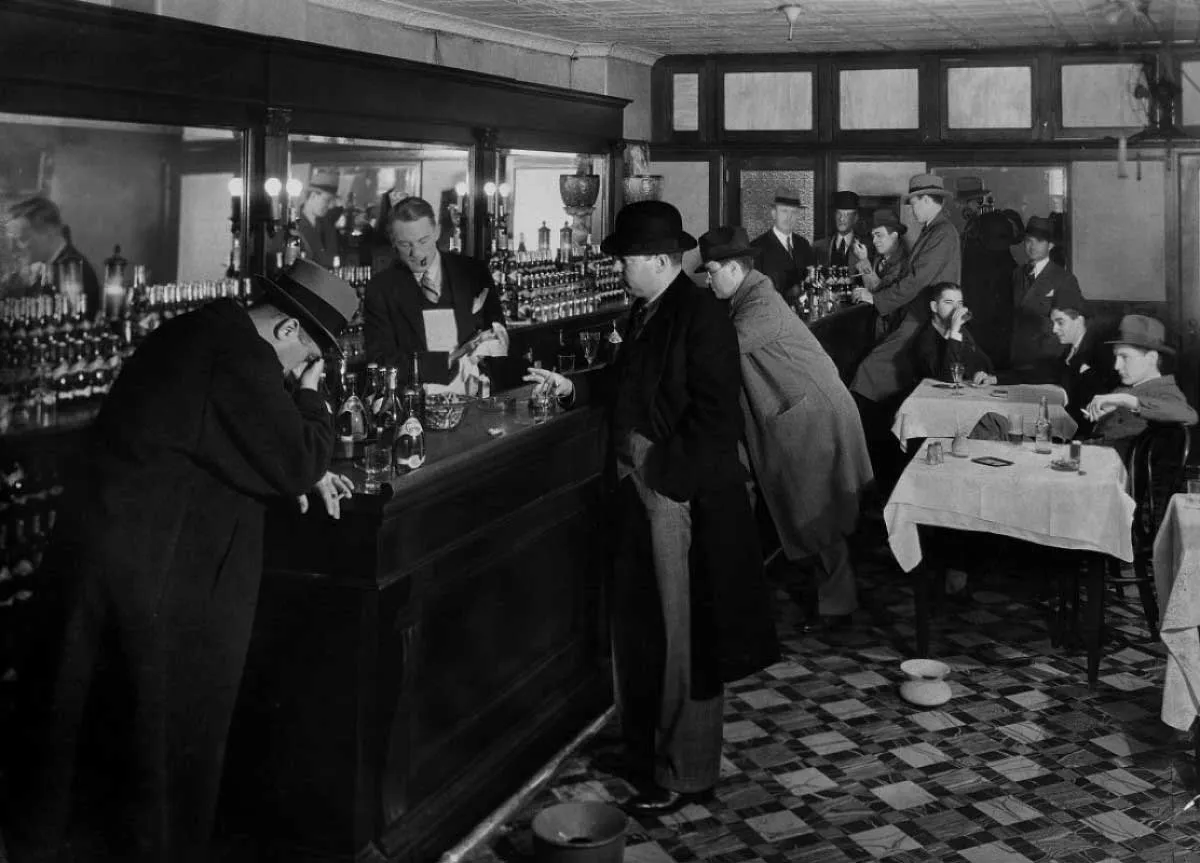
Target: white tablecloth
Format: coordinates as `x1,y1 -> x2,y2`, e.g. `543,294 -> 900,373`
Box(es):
1153,494 -> 1200,731
885,439 -> 1134,573
892,379 -> 1079,450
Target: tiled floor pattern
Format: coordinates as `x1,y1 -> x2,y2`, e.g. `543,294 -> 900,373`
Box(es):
468,534 -> 1200,862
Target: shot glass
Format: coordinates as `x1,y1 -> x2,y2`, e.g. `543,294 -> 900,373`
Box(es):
363,442 -> 392,494
1006,413 -> 1024,448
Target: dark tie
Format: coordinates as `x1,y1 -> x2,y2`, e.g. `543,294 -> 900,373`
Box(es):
1025,263 -> 1036,283
626,301 -> 648,340
786,237 -> 793,256
421,271 -> 440,304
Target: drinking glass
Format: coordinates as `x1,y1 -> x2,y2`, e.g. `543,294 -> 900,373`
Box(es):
557,354 -> 576,374
529,391 -> 554,424
1006,412 -> 1024,448
363,442 -> 392,494
950,363 -> 965,395
580,331 -> 601,367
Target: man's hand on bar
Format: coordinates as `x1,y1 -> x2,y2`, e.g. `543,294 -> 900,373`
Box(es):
297,471 -> 355,519
524,366 -> 574,400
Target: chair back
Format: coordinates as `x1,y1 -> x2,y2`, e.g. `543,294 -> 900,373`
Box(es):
1127,422 -> 1193,546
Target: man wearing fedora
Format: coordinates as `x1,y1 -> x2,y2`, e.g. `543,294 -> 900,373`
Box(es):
749,188 -> 814,303
295,169 -> 342,268
852,209 -> 909,306
1010,215 -> 1081,374
1083,314 -> 1196,453
814,190 -> 865,269
697,225 -> 872,631
850,174 -> 961,487
5,260 -> 359,863
527,202 -> 778,814
1043,285 -> 1118,438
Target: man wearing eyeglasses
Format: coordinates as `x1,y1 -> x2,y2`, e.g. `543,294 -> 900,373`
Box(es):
364,196 -> 506,386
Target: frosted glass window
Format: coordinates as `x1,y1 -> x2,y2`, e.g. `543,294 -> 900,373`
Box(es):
739,170 -> 814,241
1182,61 -> 1200,125
1062,64 -> 1145,129
655,161 -> 710,282
672,74 -> 699,132
723,72 -> 812,131
839,69 -> 919,130
947,66 -> 1032,129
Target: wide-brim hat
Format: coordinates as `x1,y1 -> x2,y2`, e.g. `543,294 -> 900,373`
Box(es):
833,190 -> 860,210
956,177 -> 990,200
308,169 -> 340,195
871,208 -> 907,235
1106,314 -> 1175,355
773,188 -> 807,208
260,259 -> 358,356
600,200 -> 697,257
1024,215 -> 1057,243
694,226 -> 761,272
905,173 -> 952,201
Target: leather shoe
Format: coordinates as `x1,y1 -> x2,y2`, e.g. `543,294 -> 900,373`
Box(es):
623,786 -> 715,815
800,613 -> 853,634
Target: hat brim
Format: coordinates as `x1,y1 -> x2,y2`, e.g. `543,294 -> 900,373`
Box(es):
874,222 -> 908,235
259,274 -> 344,357
694,246 -> 762,273
1025,228 -> 1055,242
1104,336 -> 1175,355
600,232 -> 698,257
773,198 -> 807,208
905,187 -> 952,201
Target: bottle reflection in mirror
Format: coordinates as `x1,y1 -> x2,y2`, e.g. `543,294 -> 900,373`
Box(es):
488,242 -> 625,327
331,265 -> 371,360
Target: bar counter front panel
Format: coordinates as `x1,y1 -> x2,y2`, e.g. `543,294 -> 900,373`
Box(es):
221,394 -> 611,863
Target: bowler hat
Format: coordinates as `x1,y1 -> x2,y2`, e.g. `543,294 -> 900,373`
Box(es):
1106,314 -> 1175,355
1024,215 -> 1057,243
773,188 -> 806,208
904,173 -> 952,201
956,177 -> 990,200
600,200 -> 697,257
260,260 -> 358,356
870,208 -> 907,235
832,190 -> 860,210
694,226 -> 761,272
1048,281 -> 1090,317
308,169 -> 340,195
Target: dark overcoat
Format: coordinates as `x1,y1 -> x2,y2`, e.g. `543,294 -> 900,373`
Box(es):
17,298 -> 334,861
1010,260 -> 1080,373
750,229 -> 814,303
363,253 -> 504,384
295,214 -> 340,269
604,272 -> 780,698
730,270 -> 872,558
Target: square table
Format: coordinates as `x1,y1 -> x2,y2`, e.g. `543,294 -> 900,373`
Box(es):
885,438 -> 1134,684
1153,493 -> 1200,733
892,379 -> 1078,450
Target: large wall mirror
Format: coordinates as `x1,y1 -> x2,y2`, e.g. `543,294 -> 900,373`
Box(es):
1,113 -> 244,304
285,134 -> 470,273
500,149 -> 609,257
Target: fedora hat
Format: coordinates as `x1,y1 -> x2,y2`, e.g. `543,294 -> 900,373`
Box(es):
904,173 -> 952,201
773,188 -> 806,208
601,200 -> 697,257
870,208 -> 907,235
832,190 -> 860,210
1048,281 -> 1090,317
1024,215 -> 1057,243
694,226 -> 761,272
956,177 -> 990,200
260,260 -> 358,356
1106,314 -> 1175,355
308,169 -> 340,195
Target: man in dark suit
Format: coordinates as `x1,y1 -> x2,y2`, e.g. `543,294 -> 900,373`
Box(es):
6,261 -> 359,863
1010,215 -> 1081,375
912,282 -> 996,385
527,201 -> 778,815
6,195 -> 100,315
294,170 -> 342,269
749,188 -> 814,303
364,196 -> 506,387
813,190 -> 864,268
1041,284 -> 1117,438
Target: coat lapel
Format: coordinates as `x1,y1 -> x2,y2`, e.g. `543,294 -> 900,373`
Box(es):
390,264 -> 428,351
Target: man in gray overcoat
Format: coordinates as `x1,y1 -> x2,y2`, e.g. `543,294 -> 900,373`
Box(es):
697,226 -> 874,627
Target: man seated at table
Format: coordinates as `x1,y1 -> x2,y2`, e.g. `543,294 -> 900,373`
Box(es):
1083,314 -> 1197,455
1038,284 -> 1118,438
912,282 -> 997,386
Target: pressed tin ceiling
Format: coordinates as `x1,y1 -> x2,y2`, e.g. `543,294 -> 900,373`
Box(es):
340,0 -> 1200,56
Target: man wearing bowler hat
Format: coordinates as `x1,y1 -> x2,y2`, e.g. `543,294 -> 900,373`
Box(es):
526,202 -> 778,814
1083,314 -> 1196,454
697,225 -> 872,631
296,169 -> 342,268
1010,214 -> 1080,374
814,190 -> 865,269
750,188 -> 814,303
6,260 -> 359,863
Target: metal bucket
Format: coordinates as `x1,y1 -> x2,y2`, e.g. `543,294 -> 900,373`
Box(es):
531,802 -> 627,863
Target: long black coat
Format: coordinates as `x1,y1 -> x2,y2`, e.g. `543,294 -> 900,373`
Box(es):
750,229 -> 814,302
1010,260 -> 1080,372
602,273 -> 780,697
363,253 -> 504,385
16,299 -> 334,861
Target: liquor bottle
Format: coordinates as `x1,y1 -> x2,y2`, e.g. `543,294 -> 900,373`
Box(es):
226,235 -> 242,279
401,352 -> 425,426
335,372 -> 368,442
1034,396 -> 1052,454
559,221 -> 573,262
517,232 -> 528,254
375,367 -> 402,434
391,405 -> 426,475
538,221 -> 552,253
362,363 -> 381,422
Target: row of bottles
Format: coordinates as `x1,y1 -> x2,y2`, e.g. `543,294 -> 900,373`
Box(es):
488,244 -> 626,326
330,263 -> 371,361
333,358 -> 427,478
795,265 -> 858,323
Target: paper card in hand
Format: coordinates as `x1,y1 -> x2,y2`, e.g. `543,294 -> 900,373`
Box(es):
422,309 -> 459,352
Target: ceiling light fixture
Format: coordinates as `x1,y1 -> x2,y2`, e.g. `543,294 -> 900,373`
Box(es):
779,5 -> 803,42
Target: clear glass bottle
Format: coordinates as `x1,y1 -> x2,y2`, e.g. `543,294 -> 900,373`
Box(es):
335,372 -> 368,442
401,352 -> 425,427
391,406 -> 426,475
375,367 -> 402,434
1034,396 -> 1052,454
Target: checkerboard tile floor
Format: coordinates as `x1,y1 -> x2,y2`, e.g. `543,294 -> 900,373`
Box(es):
467,533 -> 1200,863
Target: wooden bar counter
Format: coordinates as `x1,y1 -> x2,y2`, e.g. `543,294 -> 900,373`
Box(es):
220,388 -> 612,863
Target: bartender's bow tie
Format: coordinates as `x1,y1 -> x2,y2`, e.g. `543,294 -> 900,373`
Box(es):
421,271 -> 440,303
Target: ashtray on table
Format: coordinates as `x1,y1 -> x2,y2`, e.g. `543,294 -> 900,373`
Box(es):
424,393 -> 469,430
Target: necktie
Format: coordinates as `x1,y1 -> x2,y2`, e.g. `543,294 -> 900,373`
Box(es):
1025,263 -> 1036,283
421,271 -> 440,304
627,301 -> 648,340
785,237 -> 793,256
